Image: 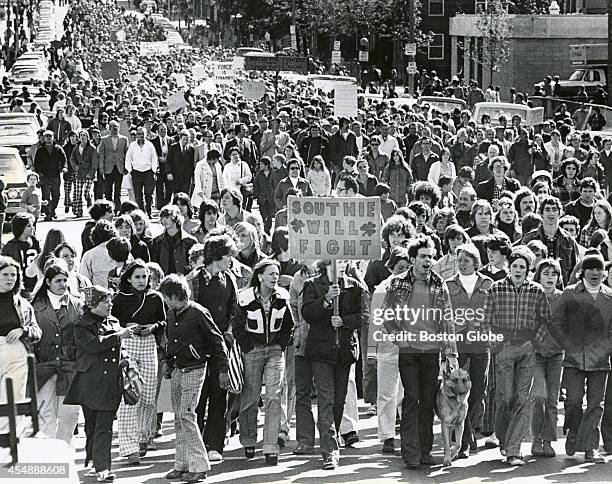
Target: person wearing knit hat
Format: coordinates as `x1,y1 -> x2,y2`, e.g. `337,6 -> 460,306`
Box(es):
482,244 -> 551,466
550,246 -> 612,464
64,284 -> 134,482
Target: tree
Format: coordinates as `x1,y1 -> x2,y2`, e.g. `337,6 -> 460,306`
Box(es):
465,0 -> 512,83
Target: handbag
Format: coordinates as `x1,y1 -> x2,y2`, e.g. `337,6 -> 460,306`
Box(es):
121,355 -> 144,406
239,163 -> 254,197
227,341 -> 244,395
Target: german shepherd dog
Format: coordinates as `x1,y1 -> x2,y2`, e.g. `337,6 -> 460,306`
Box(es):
434,363 -> 472,466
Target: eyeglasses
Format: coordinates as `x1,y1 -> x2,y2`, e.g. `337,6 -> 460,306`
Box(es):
371,142 -> 380,146
289,166 -> 300,171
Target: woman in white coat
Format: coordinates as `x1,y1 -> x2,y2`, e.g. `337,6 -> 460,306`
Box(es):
192,149 -> 226,209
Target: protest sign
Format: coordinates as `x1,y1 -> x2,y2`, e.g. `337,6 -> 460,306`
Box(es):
242,80 -> 266,100
334,83 -> 358,118
175,73 -> 187,87
166,90 -> 188,113
213,61 -> 235,85
126,74 -> 139,84
101,61 -> 120,80
192,64 -> 207,80
193,79 -> 217,96
287,196 -> 382,260
139,41 -> 170,56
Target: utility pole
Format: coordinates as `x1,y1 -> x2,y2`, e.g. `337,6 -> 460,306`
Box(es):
608,0 -> 612,106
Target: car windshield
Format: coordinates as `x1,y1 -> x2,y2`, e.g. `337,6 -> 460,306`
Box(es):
476,106 -> 529,123
427,101 -> 465,112
0,122 -> 37,138
0,153 -> 27,184
569,70 -> 586,81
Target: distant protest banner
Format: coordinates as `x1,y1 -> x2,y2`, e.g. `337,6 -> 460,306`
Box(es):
287,196 -> 382,260
212,61 -> 235,85
242,80 -> 266,100
334,83 -> 358,118
140,41 -> 170,56
101,61 -> 120,80
166,90 -> 188,113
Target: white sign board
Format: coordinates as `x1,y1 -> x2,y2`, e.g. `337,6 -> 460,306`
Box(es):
569,45 -> 586,66
193,79 -> 218,96
331,50 -> 341,64
407,61 -> 417,74
116,30 -> 126,42
192,64 -> 207,80
359,51 -> 369,62
242,80 -> 266,100
405,43 -> 416,56
334,40 -> 341,51
139,41 -> 170,56
175,73 -> 187,88
287,196 -> 382,260
166,90 -> 188,113
334,83 -> 358,118
213,61 -> 235,85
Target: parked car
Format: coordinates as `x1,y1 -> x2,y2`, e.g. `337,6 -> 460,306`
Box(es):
472,102 -> 545,127
0,113 -> 40,158
0,147 -> 28,228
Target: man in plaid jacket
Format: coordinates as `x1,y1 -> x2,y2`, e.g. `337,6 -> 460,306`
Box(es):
380,234 -> 457,469
483,246 -> 550,466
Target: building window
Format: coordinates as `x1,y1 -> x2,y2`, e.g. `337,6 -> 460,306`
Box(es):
429,0 -> 444,15
428,34 -> 444,60
475,0 -> 487,12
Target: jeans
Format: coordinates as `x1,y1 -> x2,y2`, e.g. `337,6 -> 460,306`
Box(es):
563,367 -> 608,452
132,169 -> 155,216
0,339 -> 28,434
104,167 -> 123,210
601,367 -> 612,451
360,326 -> 377,405
294,355 -> 315,447
310,360 -> 351,453
376,347 -> 403,442
196,361 -> 228,454
40,176 -> 60,217
398,352 -> 440,465
531,352 -> 564,442
82,405 -> 115,472
458,351 -> 490,445
339,364 -> 359,436
239,345 -> 284,454
37,375 -> 80,444
495,342 -> 535,457
280,344 -> 296,436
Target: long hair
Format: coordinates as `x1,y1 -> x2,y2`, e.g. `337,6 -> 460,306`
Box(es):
249,259 -> 280,291
0,256 -> 22,295
37,228 -> 66,273
32,259 -> 70,304
117,259 -> 150,293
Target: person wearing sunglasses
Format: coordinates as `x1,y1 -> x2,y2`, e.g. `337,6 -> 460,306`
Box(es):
273,159 -> 313,211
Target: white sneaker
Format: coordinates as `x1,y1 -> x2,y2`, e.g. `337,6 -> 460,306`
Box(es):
485,434 -> 499,448
208,450 -> 223,462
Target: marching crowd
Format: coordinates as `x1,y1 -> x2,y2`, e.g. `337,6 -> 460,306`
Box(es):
2,0 -> 612,483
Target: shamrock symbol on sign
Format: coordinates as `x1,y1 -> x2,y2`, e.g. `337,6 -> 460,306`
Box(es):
360,222 -> 376,237
290,219 -> 305,234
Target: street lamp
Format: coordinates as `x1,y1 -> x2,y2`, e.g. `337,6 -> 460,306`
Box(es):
235,12 -> 242,47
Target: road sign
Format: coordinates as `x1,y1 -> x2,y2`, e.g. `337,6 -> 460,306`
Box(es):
359,51 -> 369,62
334,40 -> 341,51
244,54 -> 308,73
570,45 -> 586,66
291,34 -> 297,50
405,43 -> 416,56
407,61 -> 417,74
290,24 -> 296,34
331,50 -> 341,64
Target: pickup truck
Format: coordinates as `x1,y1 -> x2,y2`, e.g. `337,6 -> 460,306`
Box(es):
554,67 -> 607,98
